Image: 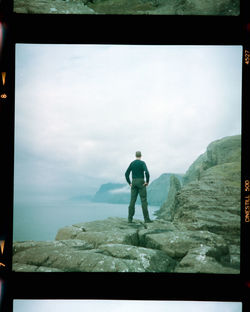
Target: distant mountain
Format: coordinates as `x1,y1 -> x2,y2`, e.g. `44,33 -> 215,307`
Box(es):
93,183 -> 130,204
92,174 -> 184,206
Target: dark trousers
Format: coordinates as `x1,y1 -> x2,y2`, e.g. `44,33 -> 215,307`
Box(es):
128,178 -> 150,221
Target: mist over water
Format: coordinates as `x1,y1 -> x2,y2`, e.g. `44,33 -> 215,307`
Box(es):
13,199 -> 158,241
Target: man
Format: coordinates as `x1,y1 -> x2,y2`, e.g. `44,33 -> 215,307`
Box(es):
125,151 -> 152,223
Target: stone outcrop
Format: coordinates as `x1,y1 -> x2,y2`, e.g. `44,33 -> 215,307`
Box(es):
14,0 -> 239,15
12,135 -> 241,273
154,175 -> 182,220
147,173 -> 183,206
14,0 -> 95,14
155,135 -> 241,271
183,135 -> 241,185
13,216 -> 239,273
13,218 -> 177,272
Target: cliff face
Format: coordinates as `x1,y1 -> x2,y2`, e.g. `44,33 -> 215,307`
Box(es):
147,173 -> 183,206
12,135 -> 241,273
155,135 -> 241,271
183,135 -> 241,185
154,175 -> 182,220
14,0 -> 240,15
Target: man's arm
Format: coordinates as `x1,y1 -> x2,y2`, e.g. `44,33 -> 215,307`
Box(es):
143,162 -> 150,185
125,164 -> 132,185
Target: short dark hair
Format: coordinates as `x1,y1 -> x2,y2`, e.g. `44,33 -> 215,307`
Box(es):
135,151 -> 142,157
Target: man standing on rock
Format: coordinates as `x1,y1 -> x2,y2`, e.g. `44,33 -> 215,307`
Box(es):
125,151 -> 152,223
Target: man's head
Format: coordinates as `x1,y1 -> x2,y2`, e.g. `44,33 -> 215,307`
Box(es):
135,151 -> 142,158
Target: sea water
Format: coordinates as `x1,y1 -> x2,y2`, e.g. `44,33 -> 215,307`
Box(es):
13,199 -> 159,241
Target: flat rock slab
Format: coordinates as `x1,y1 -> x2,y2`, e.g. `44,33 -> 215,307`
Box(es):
56,218 -> 144,246
98,243 -> 176,272
141,229 -> 228,260
14,0 -> 240,15
13,239 -> 94,253
72,217 -> 145,232
175,246 -> 239,274
12,263 -> 62,272
13,240 -> 175,272
14,0 -> 95,14
13,217 -> 239,273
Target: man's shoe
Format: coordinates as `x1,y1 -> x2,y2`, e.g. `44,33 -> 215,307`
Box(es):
145,219 -> 153,223
128,218 -> 133,223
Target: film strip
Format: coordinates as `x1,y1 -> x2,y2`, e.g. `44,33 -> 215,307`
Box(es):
0,1 -> 250,312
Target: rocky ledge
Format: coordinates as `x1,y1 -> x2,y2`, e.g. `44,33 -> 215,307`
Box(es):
13,135 -> 240,273
14,0 -> 239,15
13,217 -> 239,273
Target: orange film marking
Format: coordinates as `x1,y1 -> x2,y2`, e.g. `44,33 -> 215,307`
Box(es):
1,72 -> 6,86
0,241 -> 4,254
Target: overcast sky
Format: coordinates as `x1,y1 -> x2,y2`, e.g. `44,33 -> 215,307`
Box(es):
13,300 -> 242,312
14,44 -> 242,199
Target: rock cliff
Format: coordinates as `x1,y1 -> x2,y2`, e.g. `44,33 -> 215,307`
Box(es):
14,0 -> 239,15
155,135 -> 241,271
154,175 -> 182,221
147,173 -> 183,206
182,134 -> 241,185
12,135 -> 241,273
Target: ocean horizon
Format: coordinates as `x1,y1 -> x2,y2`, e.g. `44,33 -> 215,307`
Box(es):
13,198 -> 159,242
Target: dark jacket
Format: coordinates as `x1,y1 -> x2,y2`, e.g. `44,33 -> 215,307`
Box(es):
125,159 -> 150,185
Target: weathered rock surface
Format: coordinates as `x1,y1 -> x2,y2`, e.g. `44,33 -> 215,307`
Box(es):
154,175 -> 182,220
175,246 -> 239,274
13,218 -> 177,272
147,173 -> 183,206
13,216 -> 238,273
13,135 -> 241,273
14,0 -> 239,15
14,0 -> 95,14
155,135 -> 241,271
183,135 -> 241,185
